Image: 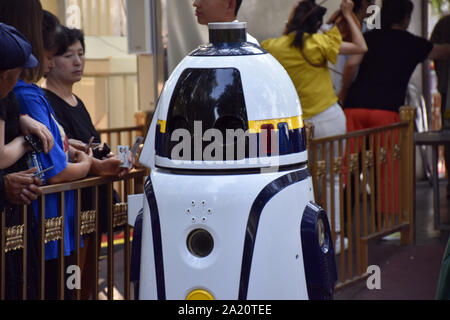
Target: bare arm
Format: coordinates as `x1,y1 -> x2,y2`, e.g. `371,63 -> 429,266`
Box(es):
0,120 -> 30,169
89,156 -> 128,177
19,115 -> 54,154
428,43 -> 450,61
47,146 -> 93,184
338,0 -> 368,55
339,53 -> 365,103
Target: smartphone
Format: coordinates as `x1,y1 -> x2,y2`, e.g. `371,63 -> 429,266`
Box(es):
32,165 -> 55,177
93,142 -> 111,160
130,136 -> 144,157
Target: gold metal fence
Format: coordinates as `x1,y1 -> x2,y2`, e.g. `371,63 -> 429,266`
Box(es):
97,125 -> 145,156
0,168 -> 147,300
97,110 -> 153,151
307,106 -> 416,289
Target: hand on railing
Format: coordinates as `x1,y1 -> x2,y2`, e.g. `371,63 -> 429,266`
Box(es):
90,154 -> 132,178
71,146 -> 94,166
4,168 -> 43,205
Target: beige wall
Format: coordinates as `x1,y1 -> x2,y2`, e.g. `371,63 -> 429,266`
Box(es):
41,0 -> 139,129
41,0 -> 65,21
41,0 -> 59,13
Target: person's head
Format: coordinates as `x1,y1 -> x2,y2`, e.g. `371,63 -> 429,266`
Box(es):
0,23 -> 39,98
283,0 -> 327,49
381,0 -> 414,30
42,10 -> 65,77
47,27 -> 86,86
193,0 -> 241,25
0,0 -> 44,83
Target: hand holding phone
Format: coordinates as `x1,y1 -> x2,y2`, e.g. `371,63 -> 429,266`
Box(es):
32,165 -> 55,177
93,142 -> 111,159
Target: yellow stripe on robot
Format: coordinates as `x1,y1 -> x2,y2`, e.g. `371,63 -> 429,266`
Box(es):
248,115 -> 304,134
157,120 -> 167,133
158,116 -> 304,134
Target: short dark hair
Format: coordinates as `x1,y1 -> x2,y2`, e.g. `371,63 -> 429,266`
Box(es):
381,0 -> 414,29
353,0 -> 364,13
42,10 -> 64,51
352,0 -> 376,14
55,27 -> 85,56
235,0 -> 242,16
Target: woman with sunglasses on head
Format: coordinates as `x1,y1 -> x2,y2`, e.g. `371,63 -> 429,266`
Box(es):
261,0 -> 367,254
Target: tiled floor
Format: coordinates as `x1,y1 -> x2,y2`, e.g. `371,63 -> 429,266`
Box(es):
334,179 -> 449,300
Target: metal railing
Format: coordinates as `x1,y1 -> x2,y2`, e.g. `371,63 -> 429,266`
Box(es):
97,125 -> 145,154
307,106 -> 416,289
0,168 -> 147,300
1,107 -> 416,298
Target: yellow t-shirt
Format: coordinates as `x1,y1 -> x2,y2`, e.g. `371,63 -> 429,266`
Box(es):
261,26 -> 342,119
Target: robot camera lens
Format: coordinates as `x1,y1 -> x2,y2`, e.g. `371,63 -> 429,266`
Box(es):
187,229 -> 214,258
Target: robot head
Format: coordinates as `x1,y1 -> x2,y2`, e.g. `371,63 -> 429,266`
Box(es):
148,22 -> 308,172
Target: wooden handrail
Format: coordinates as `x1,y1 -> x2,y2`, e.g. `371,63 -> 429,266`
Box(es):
39,168 -> 147,195
97,125 -> 145,135
309,121 -> 409,144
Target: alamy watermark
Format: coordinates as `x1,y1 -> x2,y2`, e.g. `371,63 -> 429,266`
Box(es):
366,5 -> 381,30
66,265 -> 81,290
170,121 -> 281,173
366,265 -> 381,290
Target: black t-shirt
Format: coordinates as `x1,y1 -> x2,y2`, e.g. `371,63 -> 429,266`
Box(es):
44,89 -> 100,144
44,89 -> 113,233
344,29 -> 433,112
0,92 -> 22,148
0,92 -> 28,174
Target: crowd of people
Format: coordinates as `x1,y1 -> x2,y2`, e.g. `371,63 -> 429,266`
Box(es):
260,0 -> 450,252
0,0 -> 133,300
0,0 -> 450,300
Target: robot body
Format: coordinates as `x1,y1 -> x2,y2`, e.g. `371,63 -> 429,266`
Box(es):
140,167 -> 314,300
136,22 -> 337,300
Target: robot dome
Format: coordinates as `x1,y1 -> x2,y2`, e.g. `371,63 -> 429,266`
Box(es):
137,22 -> 337,300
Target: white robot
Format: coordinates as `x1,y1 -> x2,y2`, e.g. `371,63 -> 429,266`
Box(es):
135,22 -> 337,300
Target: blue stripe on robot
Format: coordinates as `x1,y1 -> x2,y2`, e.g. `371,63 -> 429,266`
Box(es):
144,176 -> 166,300
238,168 -> 310,300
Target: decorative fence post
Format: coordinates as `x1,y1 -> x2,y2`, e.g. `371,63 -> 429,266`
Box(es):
399,106 -> 416,245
